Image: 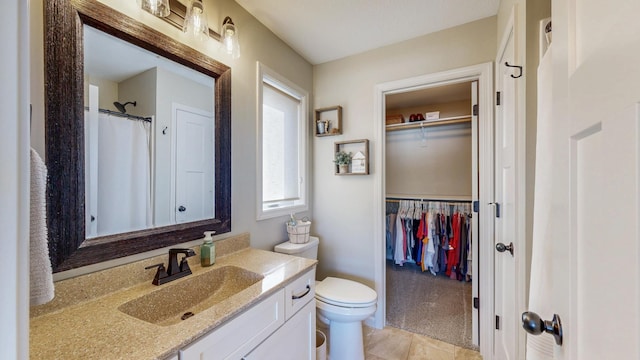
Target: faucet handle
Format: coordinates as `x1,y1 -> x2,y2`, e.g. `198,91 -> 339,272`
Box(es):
145,263 -> 168,285
145,262 -> 166,271
179,257 -> 193,274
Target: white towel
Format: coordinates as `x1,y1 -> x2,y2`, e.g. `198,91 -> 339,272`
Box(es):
30,148 -> 54,306
526,46 -> 555,359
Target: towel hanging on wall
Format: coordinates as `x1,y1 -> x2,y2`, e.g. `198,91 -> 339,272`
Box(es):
30,148 -> 54,306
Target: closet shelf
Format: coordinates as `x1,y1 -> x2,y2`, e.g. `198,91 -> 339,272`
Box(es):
385,115 -> 471,132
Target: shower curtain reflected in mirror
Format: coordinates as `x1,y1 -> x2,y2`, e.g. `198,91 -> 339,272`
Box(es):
85,109 -> 152,238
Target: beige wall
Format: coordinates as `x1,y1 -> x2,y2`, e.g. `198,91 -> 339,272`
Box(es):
385,100 -> 472,198
312,17 -> 496,285
30,0 -> 313,276
118,68 -> 157,118
386,124 -> 472,198
84,76 -> 119,110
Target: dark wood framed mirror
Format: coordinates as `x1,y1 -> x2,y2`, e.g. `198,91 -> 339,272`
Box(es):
45,0 -> 231,272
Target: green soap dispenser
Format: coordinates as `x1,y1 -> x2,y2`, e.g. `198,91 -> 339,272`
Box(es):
201,231 -> 216,267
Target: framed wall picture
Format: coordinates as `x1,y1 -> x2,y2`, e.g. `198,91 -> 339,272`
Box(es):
334,139 -> 369,175
315,105 -> 342,136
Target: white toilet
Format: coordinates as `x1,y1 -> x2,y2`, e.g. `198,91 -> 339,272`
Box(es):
274,236 -> 377,360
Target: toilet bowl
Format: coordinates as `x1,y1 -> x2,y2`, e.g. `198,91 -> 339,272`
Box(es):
274,237 -> 377,360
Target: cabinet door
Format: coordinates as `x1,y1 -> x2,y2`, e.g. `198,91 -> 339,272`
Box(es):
244,299 -> 316,360
180,290 -> 284,360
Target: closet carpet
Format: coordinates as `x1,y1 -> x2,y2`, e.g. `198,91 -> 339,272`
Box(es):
386,260 -> 477,351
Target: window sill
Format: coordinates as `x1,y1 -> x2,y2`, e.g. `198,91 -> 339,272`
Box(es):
256,204 -> 308,221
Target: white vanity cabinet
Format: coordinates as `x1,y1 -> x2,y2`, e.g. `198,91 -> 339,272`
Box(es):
244,300 -> 316,359
179,268 -> 316,360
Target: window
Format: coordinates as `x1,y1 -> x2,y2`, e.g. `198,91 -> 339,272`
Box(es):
257,63 -> 308,220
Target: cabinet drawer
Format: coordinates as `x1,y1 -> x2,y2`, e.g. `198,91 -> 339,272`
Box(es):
284,268 -> 316,320
179,290 -> 285,360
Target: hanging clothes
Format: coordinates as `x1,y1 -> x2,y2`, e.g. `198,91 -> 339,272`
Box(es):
385,199 -> 473,282
394,212 -> 405,265
385,213 -> 396,260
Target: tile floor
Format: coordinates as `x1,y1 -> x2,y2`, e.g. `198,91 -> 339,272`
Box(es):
362,326 -> 482,360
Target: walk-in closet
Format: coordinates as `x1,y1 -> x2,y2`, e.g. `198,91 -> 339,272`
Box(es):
384,80 -> 479,350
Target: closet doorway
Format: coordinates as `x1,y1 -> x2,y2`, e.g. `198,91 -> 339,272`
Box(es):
372,63 -> 495,355
385,80 -> 478,349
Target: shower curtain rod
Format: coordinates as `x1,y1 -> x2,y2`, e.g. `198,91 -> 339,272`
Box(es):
84,106 -> 152,123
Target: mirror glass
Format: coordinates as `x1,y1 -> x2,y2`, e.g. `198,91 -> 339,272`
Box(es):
83,26 -> 215,238
45,0 -> 231,272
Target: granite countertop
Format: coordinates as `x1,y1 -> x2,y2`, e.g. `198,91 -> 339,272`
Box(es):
30,235 -> 316,360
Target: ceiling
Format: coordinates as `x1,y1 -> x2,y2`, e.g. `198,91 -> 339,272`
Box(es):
84,25 -> 213,87
234,0 -> 501,65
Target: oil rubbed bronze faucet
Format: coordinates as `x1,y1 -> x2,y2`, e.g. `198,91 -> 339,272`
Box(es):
145,248 -> 196,285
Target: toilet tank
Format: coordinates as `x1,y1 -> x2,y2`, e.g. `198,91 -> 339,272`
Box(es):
273,236 -> 319,259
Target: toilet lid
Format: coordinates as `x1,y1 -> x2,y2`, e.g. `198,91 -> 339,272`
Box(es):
315,277 -> 377,307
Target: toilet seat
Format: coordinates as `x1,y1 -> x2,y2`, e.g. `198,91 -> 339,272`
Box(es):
316,297 -> 377,321
315,277 -> 377,308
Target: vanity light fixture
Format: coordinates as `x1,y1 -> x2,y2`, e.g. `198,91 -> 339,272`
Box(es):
221,16 -> 240,59
183,0 -> 209,42
141,0 -> 171,18
156,0 -> 241,58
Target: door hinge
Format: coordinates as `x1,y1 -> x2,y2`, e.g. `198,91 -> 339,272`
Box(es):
473,297 -> 479,309
496,315 -> 500,330
496,91 -> 501,106
473,201 -> 479,213
472,104 -> 479,116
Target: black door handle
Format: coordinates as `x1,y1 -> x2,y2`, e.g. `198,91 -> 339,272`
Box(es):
521,311 -> 563,346
496,242 -> 514,256
178,206 -> 186,212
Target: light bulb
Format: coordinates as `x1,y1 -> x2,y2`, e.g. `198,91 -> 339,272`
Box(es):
183,0 -> 209,42
221,17 -> 240,59
224,32 -> 234,53
141,0 -> 170,17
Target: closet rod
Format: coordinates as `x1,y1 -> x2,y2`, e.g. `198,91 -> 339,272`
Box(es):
84,106 -> 152,123
385,116 -> 471,132
386,197 -> 472,203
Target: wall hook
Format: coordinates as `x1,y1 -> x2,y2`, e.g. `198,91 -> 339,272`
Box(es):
162,126 -> 168,135
505,62 -> 523,78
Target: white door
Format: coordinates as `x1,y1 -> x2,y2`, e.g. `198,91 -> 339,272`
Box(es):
536,1 -> 640,359
174,105 -> 214,223
494,15 -> 521,360
470,80 -> 480,347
